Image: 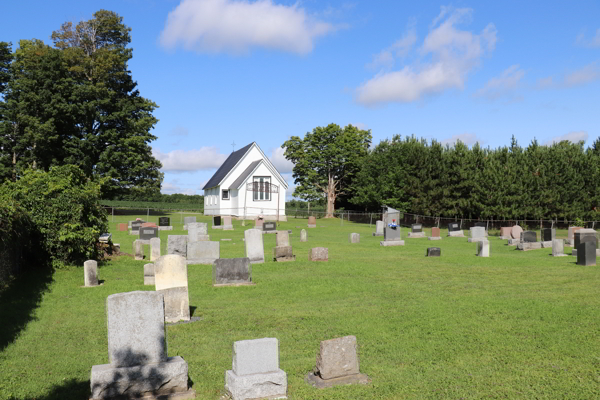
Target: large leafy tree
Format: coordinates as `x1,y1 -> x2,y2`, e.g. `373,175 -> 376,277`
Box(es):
283,123 -> 372,218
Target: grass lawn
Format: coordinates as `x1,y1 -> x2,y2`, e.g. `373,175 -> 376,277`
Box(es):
1,215 -> 599,399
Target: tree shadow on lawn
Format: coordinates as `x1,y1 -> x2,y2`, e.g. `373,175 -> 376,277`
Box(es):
0,266 -> 54,352
7,379 -> 89,400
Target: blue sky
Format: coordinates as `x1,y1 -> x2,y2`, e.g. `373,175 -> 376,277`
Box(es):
2,1 -> 600,197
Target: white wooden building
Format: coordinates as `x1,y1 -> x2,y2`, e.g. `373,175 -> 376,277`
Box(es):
203,142 -> 288,220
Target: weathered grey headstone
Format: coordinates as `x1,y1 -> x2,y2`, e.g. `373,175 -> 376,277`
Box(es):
183,216 -> 196,229
134,239 -> 144,260
522,231 -> 537,243
541,228 -> 555,242
309,247 -> 328,261
155,255 -> 190,323
159,286 -> 191,323
276,231 -> 290,247
187,241 -> 219,264
349,233 -> 360,243
223,216 -> 234,230
139,227 -> 158,241
566,226 -> 582,246
131,220 -> 144,232
213,258 -> 252,286
552,239 -> 567,257
143,263 -> 155,285
263,221 -> 276,233
384,226 -> 400,241
574,229 -> 597,249
273,245 -> 295,261
511,225 -> 523,239
372,220 -> 384,236
468,227 -> 486,242
517,241 -> 542,251
411,223 -> 422,233
577,241 -> 596,266
426,247 -> 441,257
243,229 -> 264,264
159,217 -> 170,227
477,240 -> 489,257
90,291 -> 192,399
225,338 -> 287,400
84,260 -> 98,287
300,229 -> 307,242
308,216 -> 317,228
167,235 -> 188,257
150,237 -> 161,261
188,222 -> 209,242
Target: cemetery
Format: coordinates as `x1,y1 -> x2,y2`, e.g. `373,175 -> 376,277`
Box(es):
1,213 -> 600,400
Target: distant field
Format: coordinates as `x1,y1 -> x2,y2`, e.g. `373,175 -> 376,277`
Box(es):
100,200 -> 205,212
1,215 -> 599,399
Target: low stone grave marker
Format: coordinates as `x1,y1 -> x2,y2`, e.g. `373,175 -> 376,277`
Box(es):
577,241 -> 596,266
223,216 -> 234,230
381,225 -> 404,246
117,223 -> 127,231
408,223 -> 425,238
468,227 -> 486,242
499,227 -> 512,239
225,338 -> 287,400
517,231 -> 542,250
349,233 -> 360,243
274,245 -> 295,262
300,229 -> 307,242
141,222 -> 157,228
84,260 -> 99,287
426,247 -> 441,257
187,241 -> 219,264
263,221 -> 277,234
447,222 -> 464,237
99,233 -> 111,243
188,222 -> 209,242
139,226 -> 158,241
477,240 -> 489,257
372,220 -> 384,237
522,231 -> 537,243
552,239 -> 567,257
143,263 -> 154,285
244,229 -> 264,264
150,237 -> 161,261
90,291 -> 193,399
131,220 -> 144,232
167,235 -> 188,258
309,247 -> 328,261
158,217 -> 173,231
511,225 -> 523,239
306,335 -> 369,388
155,254 -> 190,323
134,240 -> 144,260
276,231 -> 290,247
212,215 -> 222,229
429,227 -> 441,240
213,258 -> 253,286
255,217 -> 264,229
308,216 -> 317,228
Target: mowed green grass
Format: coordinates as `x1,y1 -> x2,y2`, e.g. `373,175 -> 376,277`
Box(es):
1,215 -> 599,399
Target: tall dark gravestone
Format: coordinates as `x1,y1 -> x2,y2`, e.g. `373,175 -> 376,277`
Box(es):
139,227 -> 159,241
474,222 -> 486,229
574,229 -> 597,249
159,217 -> 170,227
213,216 -> 222,227
577,241 -> 596,266
541,228 -> 554,241
448,223 -> 460,232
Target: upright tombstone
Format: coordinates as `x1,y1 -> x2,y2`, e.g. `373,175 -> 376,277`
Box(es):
139,226 -> 158,242
541,228 -> 555,242
212,215 -> 223,229
143,263 -> 155,285
309,247 -> 328,261
447,222 -> 464,237
308,216 -> 317,228
517,231 -> 542,250
90,291 -> 193,400
428,227 -> 442,241
499,227 -> 512,239
408,223 -> 425,238
510,225 -> 523,240
477,240 -> 490,257
552,239 -> 567,257
244,229 -> 265,264
154,255 -> 190,323
262,221 -> 277,234
225,338 -> 287,400
274,231 -> 295,261
574,229 -> 597,249
276,231 -> 290,247
131,220 -> 144,232
117,223 -> 128,231
187,241 -> 220,264
300,229 -> 307,242
474,222 -> 487,235
150,237 -> 161,261
84,260 -> 99,287
372,220 -> 384,237
183,216 -> 196,230
426,247 -> 441,257
306,335 -> 369,388
223,216 -> 234,230
566,226 -> 583,246
383,206 -> 401,226
213,258 -> 253,286
134,240 -> 144,260
522,231 -> 537,243
188,222 -> 209,242
468,227 -> 486,243
158,217 -> 173,231
577,241 -> 597,266
167,235 -> 188,258
254,217 -> 264,230
381,224 -> 404,246
349,233 -> 360,243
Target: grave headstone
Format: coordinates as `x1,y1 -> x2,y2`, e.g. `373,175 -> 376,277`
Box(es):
187,241 -> 220,264
477,240 -> 489,257
383,206 -> 401,226
474,222 -> 487,229
143,263 -> 155,285
90,291 -> 192,399
255,217 -> 264,229
150,237 -> 161,261
408,223 -> 426,238
577,241 -> 596,266
155,255 -> 190,323
273,245 -> 295,262
188,222 -> 209,242
183,216 -> 196,230
159,217 -> 170,226
117,223 -> 127,231
300,229 -> 307,242
263,221 -> 277,233
552,239 -> 567,257
372,220 -> 384,236
349,233 -> 360,243
139,226 -> 158,241
522,231 -> 537,243
244,229 -> 264,264
309,247 -> 328,261
213,258 -> 252,286
276,231 -> 290,247
574,229 -> 597,249
223,216 -> 234,230
308,216 -> 317,228
167,235 -> 188,258
499,227 -> 512,239
447,222 -> 464,237
134,240 -> 144,260
411,223 -> 422,233
212,215 -> 222,229
99,233 -> 112,243
468,227 -> 486,242
567,226 -> 582,246
426,247 -> 441,257
141,222 -> 157,228
381,225 -> 405,246
431,227 -> 440,237
131,220 -> 144,231
541,228 -> 555,242
225,338 -> 287,400
84,260 -> 98,287
510,225 -> 523,239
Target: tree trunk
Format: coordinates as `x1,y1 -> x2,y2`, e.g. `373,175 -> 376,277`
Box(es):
325,174 -> 336,218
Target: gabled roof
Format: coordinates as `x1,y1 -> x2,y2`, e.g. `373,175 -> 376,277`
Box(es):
202,142 -> 253,190
229,160 -> 262,190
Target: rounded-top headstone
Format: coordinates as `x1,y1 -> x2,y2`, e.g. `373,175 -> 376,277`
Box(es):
511,225 -> 523,239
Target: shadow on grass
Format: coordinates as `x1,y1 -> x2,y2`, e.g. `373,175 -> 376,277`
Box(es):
0,267 -> 54,352
7,379 -> 89,400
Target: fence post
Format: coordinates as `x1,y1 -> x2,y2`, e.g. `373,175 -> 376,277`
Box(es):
370,213 -> 373,227
112,207 -> 114,223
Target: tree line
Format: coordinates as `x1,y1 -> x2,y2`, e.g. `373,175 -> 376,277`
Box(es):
348,135 -> 600,221
0,10 -> 162,200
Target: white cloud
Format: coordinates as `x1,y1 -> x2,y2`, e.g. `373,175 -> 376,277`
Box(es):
153,147 -> 228,172
161,181 -> 198,195
441,133 -> 484,146
357,7 -> 497,106
536,76 -> 554,90
474,64 -> 525,101
543,131 -> 588,146
160,0 -> 336,55
565,62 -> 600,87
576,28 -> 600,48
269,147 -> 294,174
366,24 -> 417,70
